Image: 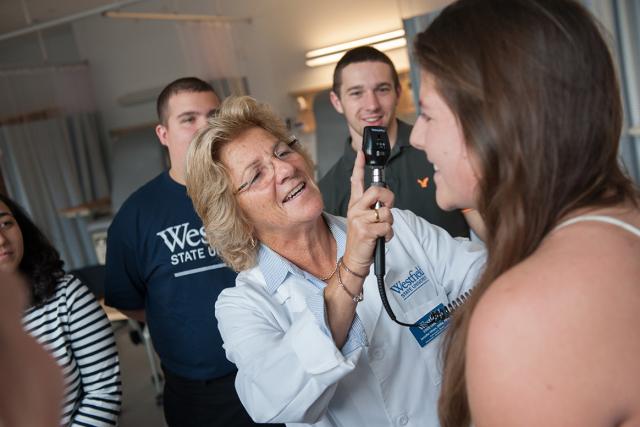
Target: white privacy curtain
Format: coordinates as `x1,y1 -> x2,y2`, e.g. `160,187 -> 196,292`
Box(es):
174,17 -> 250,96
0,63 -> 110,269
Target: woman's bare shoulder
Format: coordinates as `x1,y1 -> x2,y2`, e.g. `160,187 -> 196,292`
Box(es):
466,216 -> 640,426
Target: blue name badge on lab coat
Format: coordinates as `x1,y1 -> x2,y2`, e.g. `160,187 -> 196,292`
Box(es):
409,303 -> 450,347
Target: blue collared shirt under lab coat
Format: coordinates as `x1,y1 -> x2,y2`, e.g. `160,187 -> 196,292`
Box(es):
215,209 -> 486,427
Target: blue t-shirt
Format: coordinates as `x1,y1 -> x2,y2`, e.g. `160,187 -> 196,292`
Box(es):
105,171 -> 237,380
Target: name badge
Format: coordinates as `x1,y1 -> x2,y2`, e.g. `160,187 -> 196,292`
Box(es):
409,303 -> 450,347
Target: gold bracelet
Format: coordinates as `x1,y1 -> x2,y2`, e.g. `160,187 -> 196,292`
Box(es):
336,263 -> 364,303
338,257 -> 367,279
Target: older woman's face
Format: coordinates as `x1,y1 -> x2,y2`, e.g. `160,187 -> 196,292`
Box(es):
0,202 -> 24,274
410,71 -> 479,211
221,127 -> 324,238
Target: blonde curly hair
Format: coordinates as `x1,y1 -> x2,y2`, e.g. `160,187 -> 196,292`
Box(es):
185,96 -> 314,272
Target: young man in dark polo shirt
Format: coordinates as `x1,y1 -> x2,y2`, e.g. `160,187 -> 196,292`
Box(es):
319,46 -> 469,237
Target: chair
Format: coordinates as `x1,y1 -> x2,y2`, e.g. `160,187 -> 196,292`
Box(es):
69,263 -> 163,405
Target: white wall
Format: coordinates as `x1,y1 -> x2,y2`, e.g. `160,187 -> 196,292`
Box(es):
217,0 -> 409,114
0,0 -> 453,138
72,3 -> 192,132
71,0 -> 410,134
0,25 -> 80,67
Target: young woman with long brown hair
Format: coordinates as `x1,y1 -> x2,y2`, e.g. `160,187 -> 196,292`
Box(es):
409,0 -> 640,425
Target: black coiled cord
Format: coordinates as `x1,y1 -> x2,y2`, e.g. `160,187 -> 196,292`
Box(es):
376,272 -> 473,329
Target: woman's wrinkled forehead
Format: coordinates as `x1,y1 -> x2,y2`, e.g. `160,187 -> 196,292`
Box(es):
222,128 -> 278,168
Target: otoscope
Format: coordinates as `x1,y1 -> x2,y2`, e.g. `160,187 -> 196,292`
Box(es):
362,126 -> 390,278
362,126 -> 411,326
362,126 -> 470,328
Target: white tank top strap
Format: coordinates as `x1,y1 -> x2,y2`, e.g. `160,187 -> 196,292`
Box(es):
554,214 -> 640,238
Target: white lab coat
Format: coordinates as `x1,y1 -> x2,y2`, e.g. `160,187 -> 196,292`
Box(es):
215,209 -> 485,426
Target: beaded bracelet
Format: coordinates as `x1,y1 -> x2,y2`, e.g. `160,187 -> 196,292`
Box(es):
338,257 -> 367,279
336,262 -> 364,303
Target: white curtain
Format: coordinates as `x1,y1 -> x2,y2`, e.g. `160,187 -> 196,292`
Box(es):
0,64 -> 110,269
610,0 -> 640,183
174,20 -> 250,96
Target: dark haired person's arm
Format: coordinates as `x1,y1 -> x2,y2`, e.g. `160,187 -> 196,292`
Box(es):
117,308 -> 145,322
65,277 -> 122,426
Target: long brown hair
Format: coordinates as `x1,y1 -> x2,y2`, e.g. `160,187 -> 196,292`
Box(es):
414,0 -> 638,425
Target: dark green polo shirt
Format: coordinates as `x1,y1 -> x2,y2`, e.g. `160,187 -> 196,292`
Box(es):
318,120 -> 469,238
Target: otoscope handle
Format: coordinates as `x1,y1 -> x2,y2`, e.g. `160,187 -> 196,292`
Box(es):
374,237 -> 385,277
371,183 -> 386,277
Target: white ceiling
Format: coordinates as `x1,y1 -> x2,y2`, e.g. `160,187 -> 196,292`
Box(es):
0,0 -> 119,34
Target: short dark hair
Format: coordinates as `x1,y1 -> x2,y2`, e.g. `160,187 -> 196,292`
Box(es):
0,194 -> 65,307
156,77 -> 217,125
332,46 -> 400,96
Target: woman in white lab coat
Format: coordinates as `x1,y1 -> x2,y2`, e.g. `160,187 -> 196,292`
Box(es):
185,95 -> 485,426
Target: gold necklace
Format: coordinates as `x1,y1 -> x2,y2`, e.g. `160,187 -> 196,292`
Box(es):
319,262 -> 338,281
318,231 -> 338,281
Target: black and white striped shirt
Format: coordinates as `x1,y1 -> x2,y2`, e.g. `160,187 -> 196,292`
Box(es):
23,275 -> 122,426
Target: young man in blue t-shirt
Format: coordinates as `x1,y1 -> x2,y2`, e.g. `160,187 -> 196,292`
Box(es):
105,77 -> 266,426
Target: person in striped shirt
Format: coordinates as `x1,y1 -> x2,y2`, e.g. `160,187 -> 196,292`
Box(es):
0,194 -> 122,426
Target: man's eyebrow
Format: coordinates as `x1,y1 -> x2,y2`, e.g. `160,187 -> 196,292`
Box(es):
176,111 -> 198,119
0,211 -> 12,218
345,84 -> 364,92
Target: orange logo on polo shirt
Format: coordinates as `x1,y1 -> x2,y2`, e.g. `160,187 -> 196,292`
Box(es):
417,177 -> 429,188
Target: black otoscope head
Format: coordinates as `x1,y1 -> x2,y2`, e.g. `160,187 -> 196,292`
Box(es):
362,126 -> 391,169
362,126 -> 390,281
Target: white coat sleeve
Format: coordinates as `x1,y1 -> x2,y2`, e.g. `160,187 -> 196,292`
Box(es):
215,282 -> 361,424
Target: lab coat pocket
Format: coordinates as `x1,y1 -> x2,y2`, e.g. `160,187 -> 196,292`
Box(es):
406,293 -> 448,386
423,333 -> 445,386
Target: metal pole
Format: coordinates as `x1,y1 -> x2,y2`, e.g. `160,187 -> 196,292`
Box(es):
0,0 -> 145,42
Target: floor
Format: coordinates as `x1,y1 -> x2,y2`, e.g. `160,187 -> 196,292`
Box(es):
112,321 -> 166,426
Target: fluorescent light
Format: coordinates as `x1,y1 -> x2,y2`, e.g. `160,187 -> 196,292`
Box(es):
103,11 -> 251,23
305,29 -> 406,68
306,29 -> 405,58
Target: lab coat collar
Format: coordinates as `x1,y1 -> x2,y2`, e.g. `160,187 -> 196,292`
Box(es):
258,212 -> 348,295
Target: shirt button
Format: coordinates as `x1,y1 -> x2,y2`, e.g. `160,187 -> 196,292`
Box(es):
371,348 -> 385,360
398,414 -> 409,425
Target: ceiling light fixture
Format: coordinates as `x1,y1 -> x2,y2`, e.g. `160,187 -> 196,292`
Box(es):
102,11 -> 251,23
305,29 -> 406,67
